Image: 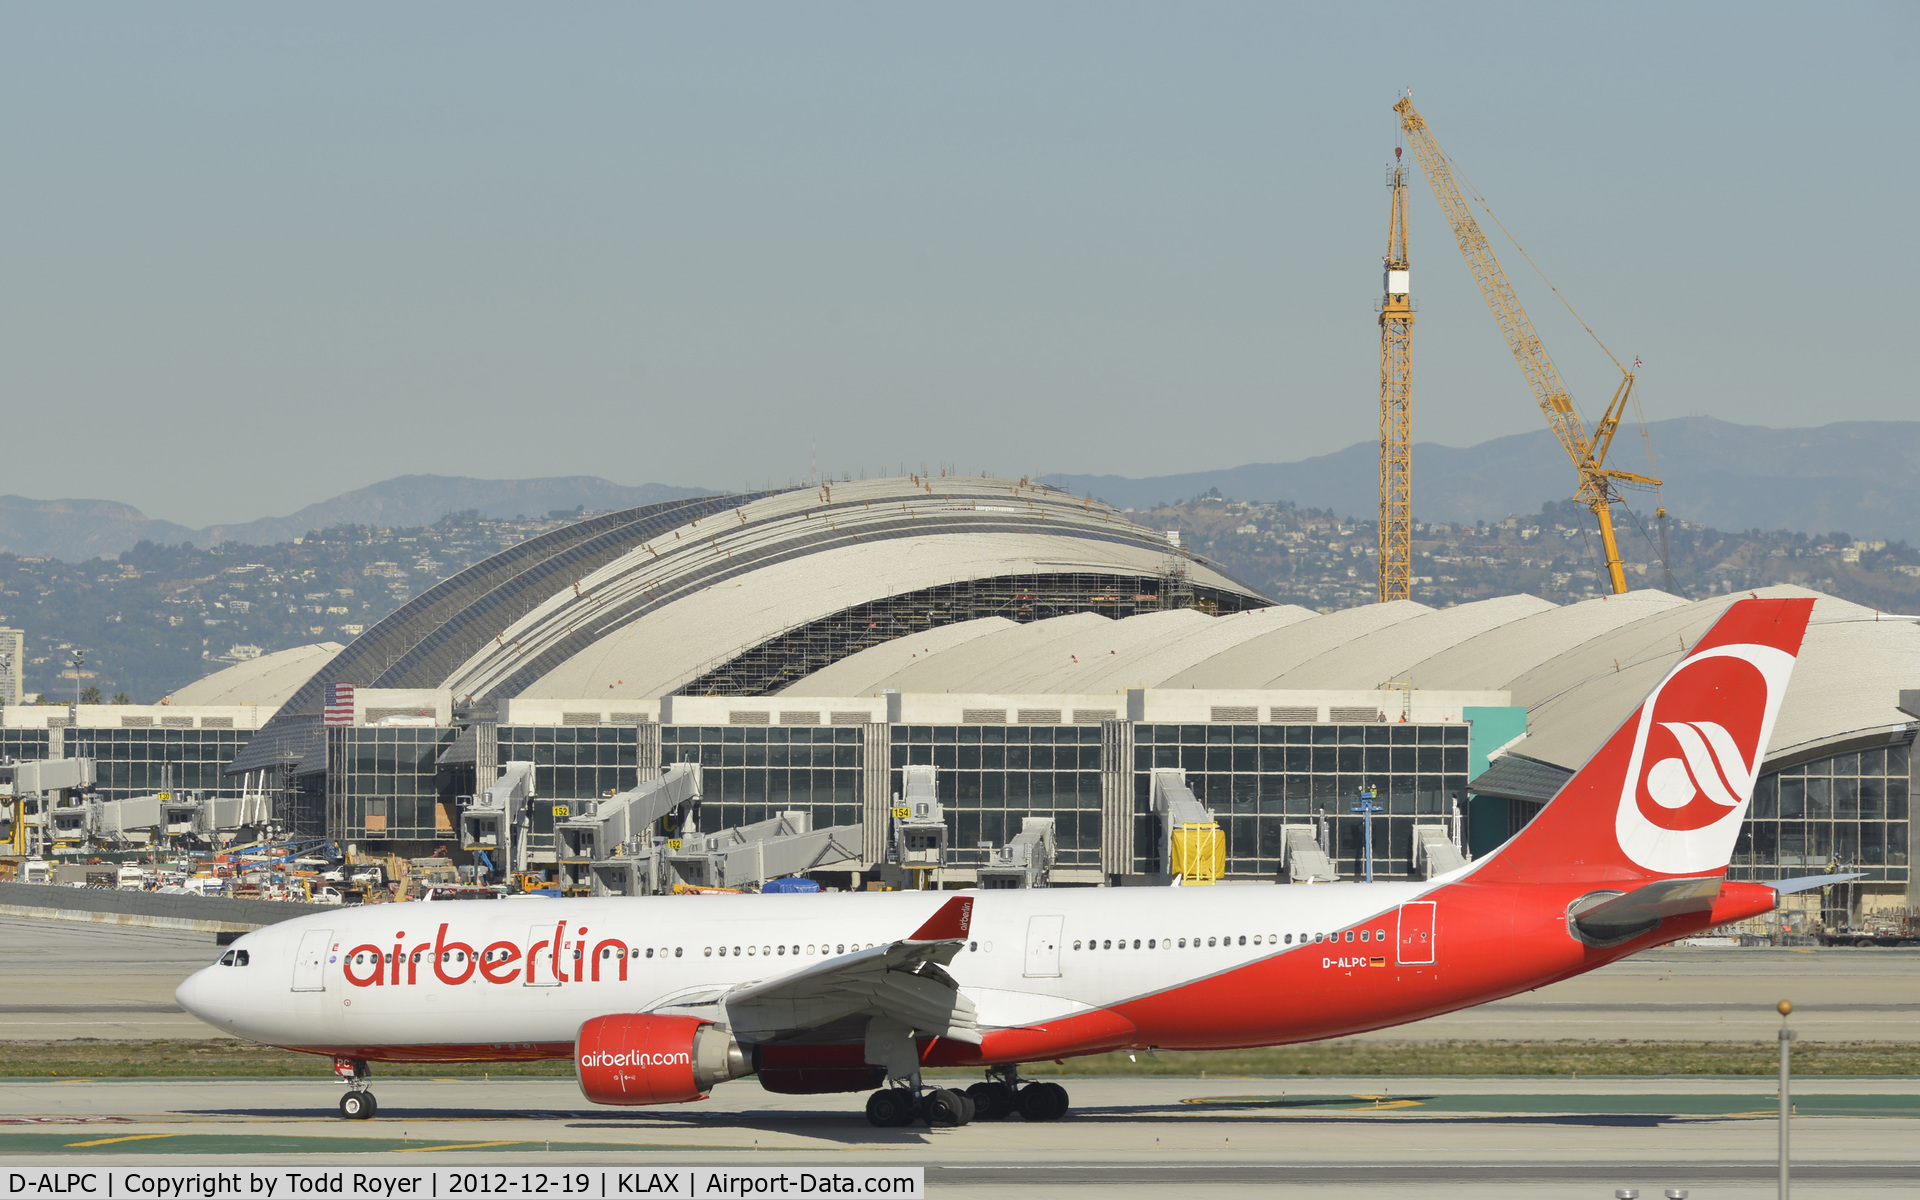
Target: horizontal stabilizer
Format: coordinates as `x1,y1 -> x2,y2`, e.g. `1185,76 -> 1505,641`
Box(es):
1571,876 -> 1723,941
1771,872 -> 1866,896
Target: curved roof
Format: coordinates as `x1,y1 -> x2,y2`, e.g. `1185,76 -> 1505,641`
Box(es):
1161,600 -> 1435,689
786,586 -> 1920,775
1509,585 -> 1920,769
784,617 -> 1017,697
230,477 -> 1268,773
170,643 -> 342,708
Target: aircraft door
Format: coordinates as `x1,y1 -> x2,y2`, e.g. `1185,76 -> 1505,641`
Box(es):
525,924 -> 564,986
1023,914 -> 1064,978
1397,901 -> 1436,965
291,928 -> 333,992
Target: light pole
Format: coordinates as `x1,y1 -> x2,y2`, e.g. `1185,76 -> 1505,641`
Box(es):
1350,784 -> 1382,883
1778,999 -> 1795,1199
69,648 -> 85,709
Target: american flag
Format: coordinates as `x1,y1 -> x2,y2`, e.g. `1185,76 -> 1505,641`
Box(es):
323,682 -> 356,727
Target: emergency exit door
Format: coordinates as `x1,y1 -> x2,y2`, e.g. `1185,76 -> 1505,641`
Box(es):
1023,915 -> 1064,978
1397,901 -> 1436,965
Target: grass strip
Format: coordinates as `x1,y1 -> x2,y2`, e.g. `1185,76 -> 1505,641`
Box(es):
6,1038 -> 1920,1079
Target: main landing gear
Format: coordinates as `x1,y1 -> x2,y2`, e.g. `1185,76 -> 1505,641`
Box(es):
335,1057 -> 377,1120
863,1065 -> 1068,1128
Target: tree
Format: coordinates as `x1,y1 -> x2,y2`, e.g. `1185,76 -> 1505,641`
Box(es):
112,692 -> 131,705
80,685 -> 104,704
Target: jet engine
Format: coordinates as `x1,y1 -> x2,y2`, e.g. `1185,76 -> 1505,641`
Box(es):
575,1013 -> 750,1106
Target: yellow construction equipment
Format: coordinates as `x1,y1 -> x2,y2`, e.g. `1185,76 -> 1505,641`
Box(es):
1394,97 -> 1658,595
1378,147 -> 1414,602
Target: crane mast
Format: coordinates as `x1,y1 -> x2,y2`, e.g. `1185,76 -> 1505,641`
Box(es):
1393,97 -> 1658,595
1378,149 -> 1413,603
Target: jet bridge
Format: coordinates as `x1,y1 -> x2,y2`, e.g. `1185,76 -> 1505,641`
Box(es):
1,758 -> 97,856
1151,768 -> 1223,885
1412,804 -> 1469,878
1280,821 -> 1338,883
977,817 -> 1056,889
555,763 -> 702,893
458,761 -> 537,876
890,765 -> 947,886
665,811 -> 864,892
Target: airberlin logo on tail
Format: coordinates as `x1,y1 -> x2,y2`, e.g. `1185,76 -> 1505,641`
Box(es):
1615,642 -> 1794,875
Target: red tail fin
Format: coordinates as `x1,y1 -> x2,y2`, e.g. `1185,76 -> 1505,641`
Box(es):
1476,597 -> 1813,885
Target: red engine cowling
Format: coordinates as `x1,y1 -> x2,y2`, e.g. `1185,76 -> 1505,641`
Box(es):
576,1014 -> 750,1106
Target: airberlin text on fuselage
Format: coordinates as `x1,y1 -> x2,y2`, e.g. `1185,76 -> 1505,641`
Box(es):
340,921 -> 631,988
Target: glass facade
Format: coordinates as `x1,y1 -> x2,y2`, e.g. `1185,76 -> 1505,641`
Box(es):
325,727 -> 458,842
663,725 -> 864,834
891,725 -> 1105,869
0,729 -> 51,761
1734,742 -> 1911,883
1134,723 -> 1471,878
66,729 -> 254,803
496,724 -> 645,850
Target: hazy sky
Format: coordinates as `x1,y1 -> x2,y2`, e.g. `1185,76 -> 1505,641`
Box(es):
2,3 -> 1912,527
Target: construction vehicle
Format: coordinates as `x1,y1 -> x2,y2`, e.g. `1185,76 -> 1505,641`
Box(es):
1395,96 -> 1659,595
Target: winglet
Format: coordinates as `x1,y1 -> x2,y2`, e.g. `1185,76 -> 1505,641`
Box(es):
909,895 -> 974,942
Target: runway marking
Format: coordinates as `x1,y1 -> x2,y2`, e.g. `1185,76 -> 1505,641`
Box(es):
393,1141 -> 526,1153
64,1133 -> 183,1147
1180,1093 -> 1920,1118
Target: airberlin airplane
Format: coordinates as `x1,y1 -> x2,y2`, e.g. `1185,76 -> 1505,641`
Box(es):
178,597 -> 1823,1128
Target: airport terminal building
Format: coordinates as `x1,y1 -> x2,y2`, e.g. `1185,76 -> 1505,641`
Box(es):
5,477 -> 1915,905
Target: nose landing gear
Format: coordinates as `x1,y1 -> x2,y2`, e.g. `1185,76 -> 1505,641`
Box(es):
334,1056 -> 377,1120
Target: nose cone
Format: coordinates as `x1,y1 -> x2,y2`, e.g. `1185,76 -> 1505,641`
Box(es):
175,966 -> 233,1031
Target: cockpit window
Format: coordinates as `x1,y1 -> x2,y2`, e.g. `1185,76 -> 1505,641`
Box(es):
217,951 -> 235,966
234,949 -> 250,966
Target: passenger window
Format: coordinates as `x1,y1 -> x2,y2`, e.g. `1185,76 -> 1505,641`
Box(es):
1207,937 -> 1216,947
1313,933 -> 1323,944
1360,930 -> 1370,943
645,948 -> 654,958
1178,938 -> 1186,948
1377,929 -> 1387,940
970,941 -> 979,952
1133,939 -> 1141,949
1345,931 -> 1355,942
747,946 -> 757,956
1284,934 -> 1293,945
1238,936 -> 1246,946
1148,939 -> 1156,949
704,947 -> 714,957
837,944 -> 845,954
807,945 -> 816,954
1252,935 -> 1261,946
1072,941 -> 1081,951
674,947 -> 683,957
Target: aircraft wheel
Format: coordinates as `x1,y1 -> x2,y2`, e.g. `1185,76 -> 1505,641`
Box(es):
1045,1082 -> 1070,1117
865,1088 -> 916,1128
921,1087 -> 970,1127
338,1091 -> 377,1120
1017,1081 -> 1066,1122
965,1082 -> 1013,1120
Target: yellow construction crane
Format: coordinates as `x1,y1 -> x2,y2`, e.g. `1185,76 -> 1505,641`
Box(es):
1378,147 -> 1413,603
1394,97 -> 1658,595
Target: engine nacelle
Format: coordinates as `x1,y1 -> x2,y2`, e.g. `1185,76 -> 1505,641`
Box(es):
576,1013 -> 750,1106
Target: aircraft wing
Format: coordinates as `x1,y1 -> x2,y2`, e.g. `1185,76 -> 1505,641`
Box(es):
655,895 -> 984,1045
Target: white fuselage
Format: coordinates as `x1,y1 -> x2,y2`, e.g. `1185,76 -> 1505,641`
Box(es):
177,883 -> 1436,1054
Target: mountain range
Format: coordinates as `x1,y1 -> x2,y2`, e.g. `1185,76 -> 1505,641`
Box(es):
3,417 -> 1916,562
0,476 -> 710,562
1044,417 -> 1920,542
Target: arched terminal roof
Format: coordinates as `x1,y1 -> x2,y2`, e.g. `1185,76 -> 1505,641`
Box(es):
170,643 -> 343,708
228,477 -> 1267,774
